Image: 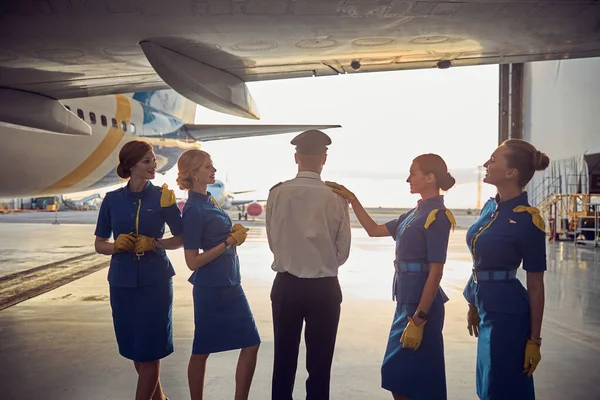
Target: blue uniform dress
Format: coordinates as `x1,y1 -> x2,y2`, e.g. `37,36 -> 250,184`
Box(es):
463,192 -> 547,400
95,182 -> 184,362
381,195 -> 454,399
182,191 -> 260,355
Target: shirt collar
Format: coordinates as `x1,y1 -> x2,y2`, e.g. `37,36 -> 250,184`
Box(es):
494,191 -> 529,210
296,171 -> 321,180
188,190 -> 213,203
125,181 -> 152,199
417,195 -> 445,209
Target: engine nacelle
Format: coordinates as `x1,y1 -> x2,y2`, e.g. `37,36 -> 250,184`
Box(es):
0,88 -> 91,136
140,40 -> 259,120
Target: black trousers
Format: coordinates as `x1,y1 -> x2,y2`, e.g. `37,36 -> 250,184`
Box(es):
271,272 -> 342,400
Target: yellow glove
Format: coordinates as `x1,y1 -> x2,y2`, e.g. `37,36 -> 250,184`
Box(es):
229,227 -> 249,246
324,181 -> 356,203
523,339 -> 541,377
467,304 -> 481,337
232,223 -> 247,233
114,233 -> 136,253
134,235 -> 156,253
400,317 -> 427,350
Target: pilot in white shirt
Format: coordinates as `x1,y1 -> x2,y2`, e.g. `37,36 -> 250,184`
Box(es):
266,129 -> 351,400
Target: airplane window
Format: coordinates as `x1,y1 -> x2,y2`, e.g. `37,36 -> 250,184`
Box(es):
100,115 -> 107,127
89,112 -> 97,124
111,118 -> 117,128
121,121 -> 127,132
77,109 -> 84,120
129,123 -> 136,134
64,105 -> 71,111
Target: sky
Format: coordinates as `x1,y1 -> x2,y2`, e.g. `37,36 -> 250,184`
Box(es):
154,64 -> 499,209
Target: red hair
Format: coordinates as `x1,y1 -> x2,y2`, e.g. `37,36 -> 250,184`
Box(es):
116,141 -> 153,179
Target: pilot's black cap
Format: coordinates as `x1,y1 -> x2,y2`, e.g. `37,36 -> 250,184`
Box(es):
291,130 -> 331,155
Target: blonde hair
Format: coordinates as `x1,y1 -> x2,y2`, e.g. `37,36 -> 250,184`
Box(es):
176,149 -> 210,190
502,139 -> 550,188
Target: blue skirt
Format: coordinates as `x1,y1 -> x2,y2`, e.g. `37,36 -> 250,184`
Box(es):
476,308 -> 535,399
109,279 -> 174,362
381,300 -> 446,400
192,284 -> 260,354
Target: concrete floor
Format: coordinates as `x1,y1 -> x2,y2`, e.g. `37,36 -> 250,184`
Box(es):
0,220 -> 599,400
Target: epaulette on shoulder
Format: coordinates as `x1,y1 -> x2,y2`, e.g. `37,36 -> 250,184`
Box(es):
160,183 -> 176,207
424,208 -> 456,231
445,209 -> 456,231
270,182 -> 283,191
513,205 -> 545,232
210,196 -> 221,208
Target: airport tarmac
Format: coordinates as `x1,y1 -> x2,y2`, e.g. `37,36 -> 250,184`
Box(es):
0,209 -> 481,228
1,215 -> 599,399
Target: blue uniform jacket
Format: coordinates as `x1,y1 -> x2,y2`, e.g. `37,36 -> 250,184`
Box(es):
182,191 -> 240,287
385,195 -> 454,304
95,182 -> 184,288
463,192 -> 547,314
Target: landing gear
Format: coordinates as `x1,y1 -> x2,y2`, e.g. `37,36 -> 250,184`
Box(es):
237,204 -> 248,221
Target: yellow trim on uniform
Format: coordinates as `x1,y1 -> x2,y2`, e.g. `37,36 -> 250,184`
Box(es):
471,211 -> 499,263
38,94 -> 131,194
210,196 -> 221,209
445,209 -> 456,231
135,199 -> 142,235
160,184 -> 176,207
135,198 -> 144,258
424,208 -> 456,231
424,209 -> 439,229
513,206 -> 546,232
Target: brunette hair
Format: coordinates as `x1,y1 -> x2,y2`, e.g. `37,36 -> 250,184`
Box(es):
413,153 -> 456,191
116,140 -> 153,179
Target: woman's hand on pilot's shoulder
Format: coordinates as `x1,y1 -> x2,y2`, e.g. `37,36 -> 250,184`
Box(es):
325,181 -> 356,203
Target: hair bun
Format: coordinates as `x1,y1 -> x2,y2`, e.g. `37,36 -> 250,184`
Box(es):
439,172 -> 456,191
176,175 -> 192,191
534,150 -> 550,171
116,164 -> 130,179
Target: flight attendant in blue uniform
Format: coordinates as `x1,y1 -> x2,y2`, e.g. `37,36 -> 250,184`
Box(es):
327,153 -> 456,400
463,139 -> 550,400
176,149 -> 261,400
94,140 -> 184,400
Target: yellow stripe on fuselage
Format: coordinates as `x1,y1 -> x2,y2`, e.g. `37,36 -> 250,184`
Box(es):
38,94 -> 131,194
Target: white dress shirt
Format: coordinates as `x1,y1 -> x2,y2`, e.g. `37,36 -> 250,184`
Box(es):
266,171 -> 351,278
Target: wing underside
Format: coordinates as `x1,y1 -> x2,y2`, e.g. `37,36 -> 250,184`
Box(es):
1,1 -> 598,105
184,124 -> 341,142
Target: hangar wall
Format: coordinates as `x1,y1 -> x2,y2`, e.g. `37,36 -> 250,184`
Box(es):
522,57 -> 600,205
523,57 -> 600,158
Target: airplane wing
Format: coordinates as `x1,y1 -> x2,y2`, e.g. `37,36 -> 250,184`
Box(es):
184,124 -> 340,142
2,1 -> 599,119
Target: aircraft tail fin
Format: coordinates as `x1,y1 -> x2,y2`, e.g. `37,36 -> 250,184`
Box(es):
131,90 -> 197,123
